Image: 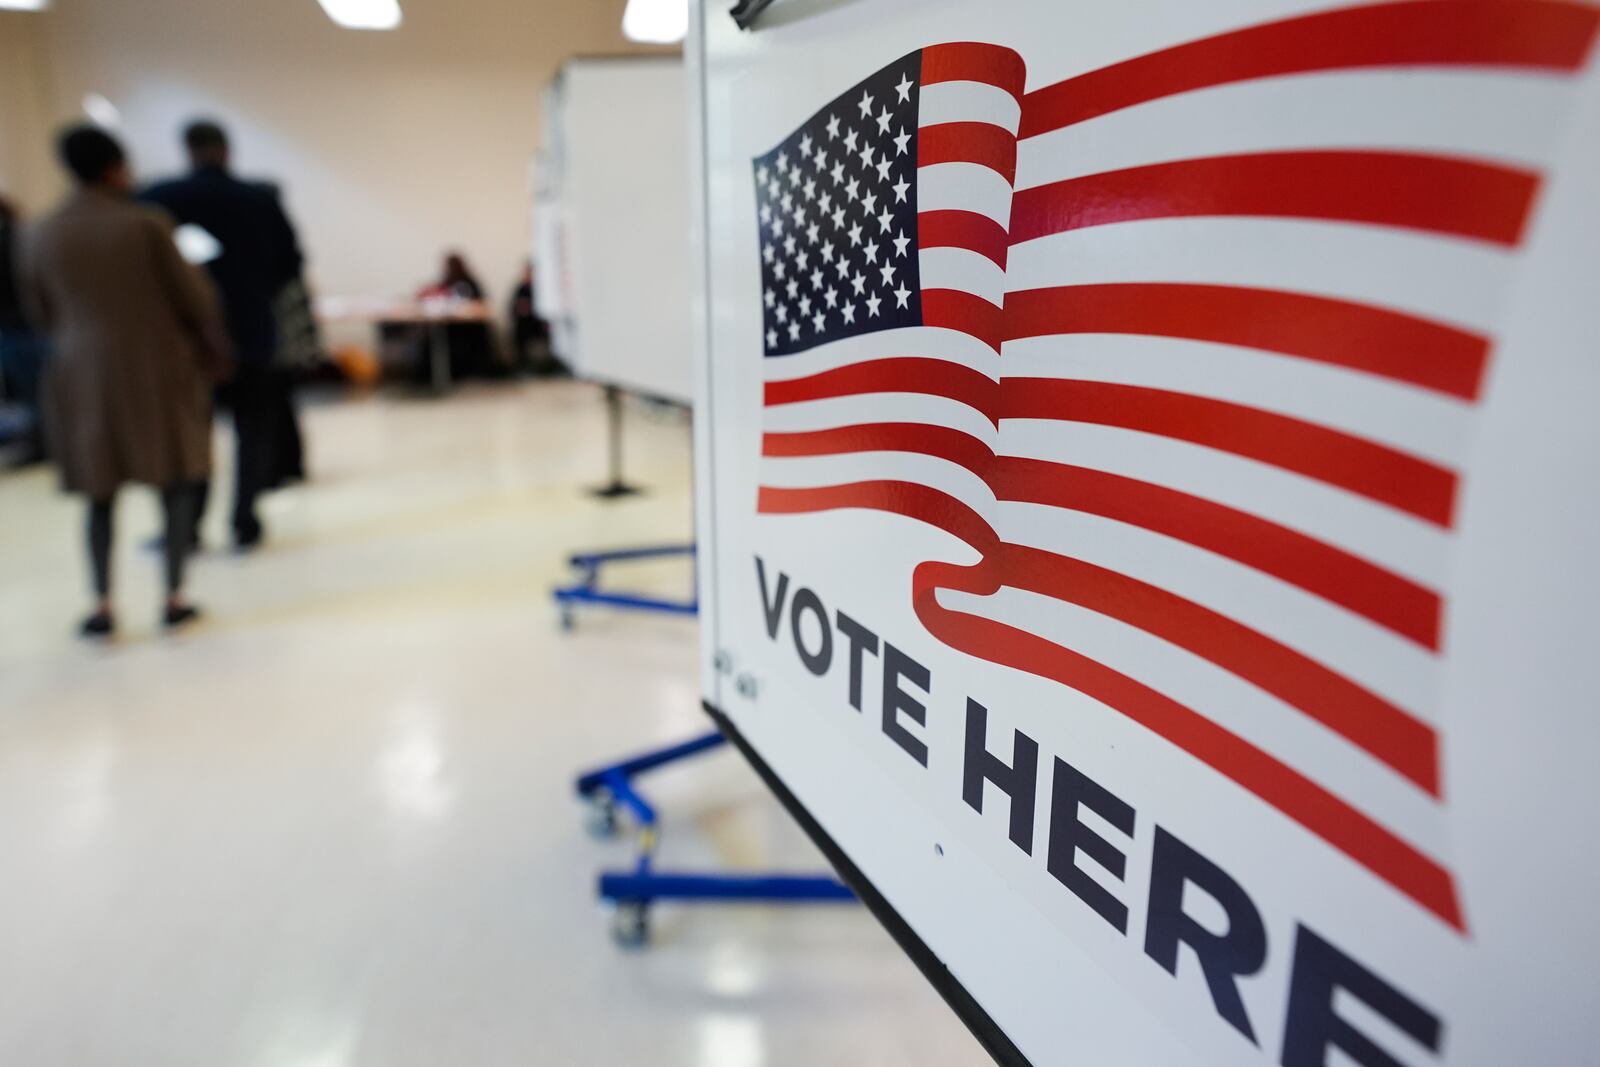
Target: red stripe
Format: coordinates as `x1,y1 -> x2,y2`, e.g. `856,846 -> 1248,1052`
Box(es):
918,209 -> 1010,269
918,122 -> 1018,183
764,357 -> 998,420
992,457 -> 1442,650
763,423 -> 995,476
1019,0 -> 1600,138
753,481 -> 1464,928
1000,378 -> 1459,526
1004,283 -> 1490,400
758,480 -> 994,549
1002,543 -> 1439,794
920,42 -> 1027,99
762,423 -> 1443,647
1008,151 -> 1540,247
923,289 -> 1005,352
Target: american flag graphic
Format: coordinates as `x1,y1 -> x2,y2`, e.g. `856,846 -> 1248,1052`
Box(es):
750,0 -> 1599,931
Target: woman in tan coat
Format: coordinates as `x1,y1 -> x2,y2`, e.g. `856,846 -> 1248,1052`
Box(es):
20,125 -> 230,637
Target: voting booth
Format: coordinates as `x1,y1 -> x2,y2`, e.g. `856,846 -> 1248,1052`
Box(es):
534,55 -> 693,405
687,1 -> 1600,1064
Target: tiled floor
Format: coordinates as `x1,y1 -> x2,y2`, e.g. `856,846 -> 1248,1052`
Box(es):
0,381 -> 982,1066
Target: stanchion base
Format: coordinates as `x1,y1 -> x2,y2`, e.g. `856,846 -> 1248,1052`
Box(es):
588,481 -> 645,499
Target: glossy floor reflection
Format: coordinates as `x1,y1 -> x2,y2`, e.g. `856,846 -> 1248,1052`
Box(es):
0,382 -> 983,1067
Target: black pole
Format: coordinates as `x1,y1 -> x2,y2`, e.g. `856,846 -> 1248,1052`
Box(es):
590,384 -> 643,498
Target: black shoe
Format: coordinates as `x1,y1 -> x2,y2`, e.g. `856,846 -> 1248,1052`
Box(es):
233,520 -> 264,552
163,603 -> 201,630
79,611 -> 114,639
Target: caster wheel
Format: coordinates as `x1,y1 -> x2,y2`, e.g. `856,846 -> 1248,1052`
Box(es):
584,795 -> 620,838
611,903 -> 650,948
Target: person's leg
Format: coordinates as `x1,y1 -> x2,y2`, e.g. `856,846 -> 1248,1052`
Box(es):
160,484 -> 200,627
230,365 -> 272,548
82,495 -> 115,636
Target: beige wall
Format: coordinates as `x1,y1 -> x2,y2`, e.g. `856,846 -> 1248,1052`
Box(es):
0,0 -> 673,313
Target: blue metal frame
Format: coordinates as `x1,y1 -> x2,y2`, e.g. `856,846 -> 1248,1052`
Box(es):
576,731 -> 855,942
552,543 -> 698,626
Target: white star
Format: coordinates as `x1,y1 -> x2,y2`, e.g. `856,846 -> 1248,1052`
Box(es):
814,151 -> 828,174
866,294 -> 883,317
850,271 -> 866,296
799,294 -> 812,316
761,242 -> 774,262
843,128 -> 859,154
768,176 -> 781,197
875,158 -> 893,183
875,106 -> 892,135
766,327 -> 778,348
844,178 -> 861,202
893,232 -> 911,258
757,164 -> 770,184
894,285 -> 911,308
820,240 -> 835,262
780,190 -> 793,213
763,288 -> 775,307
786,278 -> 799,300
861,191 -> 879,216
879,262 -> 896,286
826,114 -> 840,139
812,310 -> 825,332
818,192 -> 833,215
790,203 -> 806,227
894,74 -> 913,103
847,222 -> 864,247
863,239 -> 880,263
877,207 -> 894,232
759,203 -> 773,224
842,302 -> 857,325
806,221 -> 820,244
775,303 -> 789,323
771,215 -> 785,237
834,257 -> 851,280
788,164 -> 803,187
858,91 -> 874,119
802,177 -> 817,201
796,248 -> 810,272
773,258 -> 787,280
892,177 -> 910,203
858,143 -> 875,171
829,161 -> 845,185
788,320 -> 801,341
776,150 -> 789,173
830,207 -> 846,228
893,129 -> 911,156
824,286 -> 839,308
809,267 -> 823,289
783,234 -> 797,256
798,133 -> 813,158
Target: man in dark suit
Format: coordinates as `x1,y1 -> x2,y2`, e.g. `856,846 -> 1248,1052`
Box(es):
144,119 -> 304,549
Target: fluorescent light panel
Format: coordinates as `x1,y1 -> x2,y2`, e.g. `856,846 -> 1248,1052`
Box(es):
316,0 -> 401,30
0,0 -> 51,11
622,0 -> 686,44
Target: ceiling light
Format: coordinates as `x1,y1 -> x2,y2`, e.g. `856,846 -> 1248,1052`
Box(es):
315,0 -> 401,31
622,0 -> 686,44
0,0 -> 50,10
82,93 -> 121,129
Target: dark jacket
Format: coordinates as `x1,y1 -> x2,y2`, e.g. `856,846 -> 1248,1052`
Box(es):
143,166 -> 303,365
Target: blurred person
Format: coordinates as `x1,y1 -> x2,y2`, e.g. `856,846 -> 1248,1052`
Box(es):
419,252 -> 485,301
508,260 -> 565,377
0,194 -> 49,465
18,125 -> 229,637
144,119 -> 306,550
